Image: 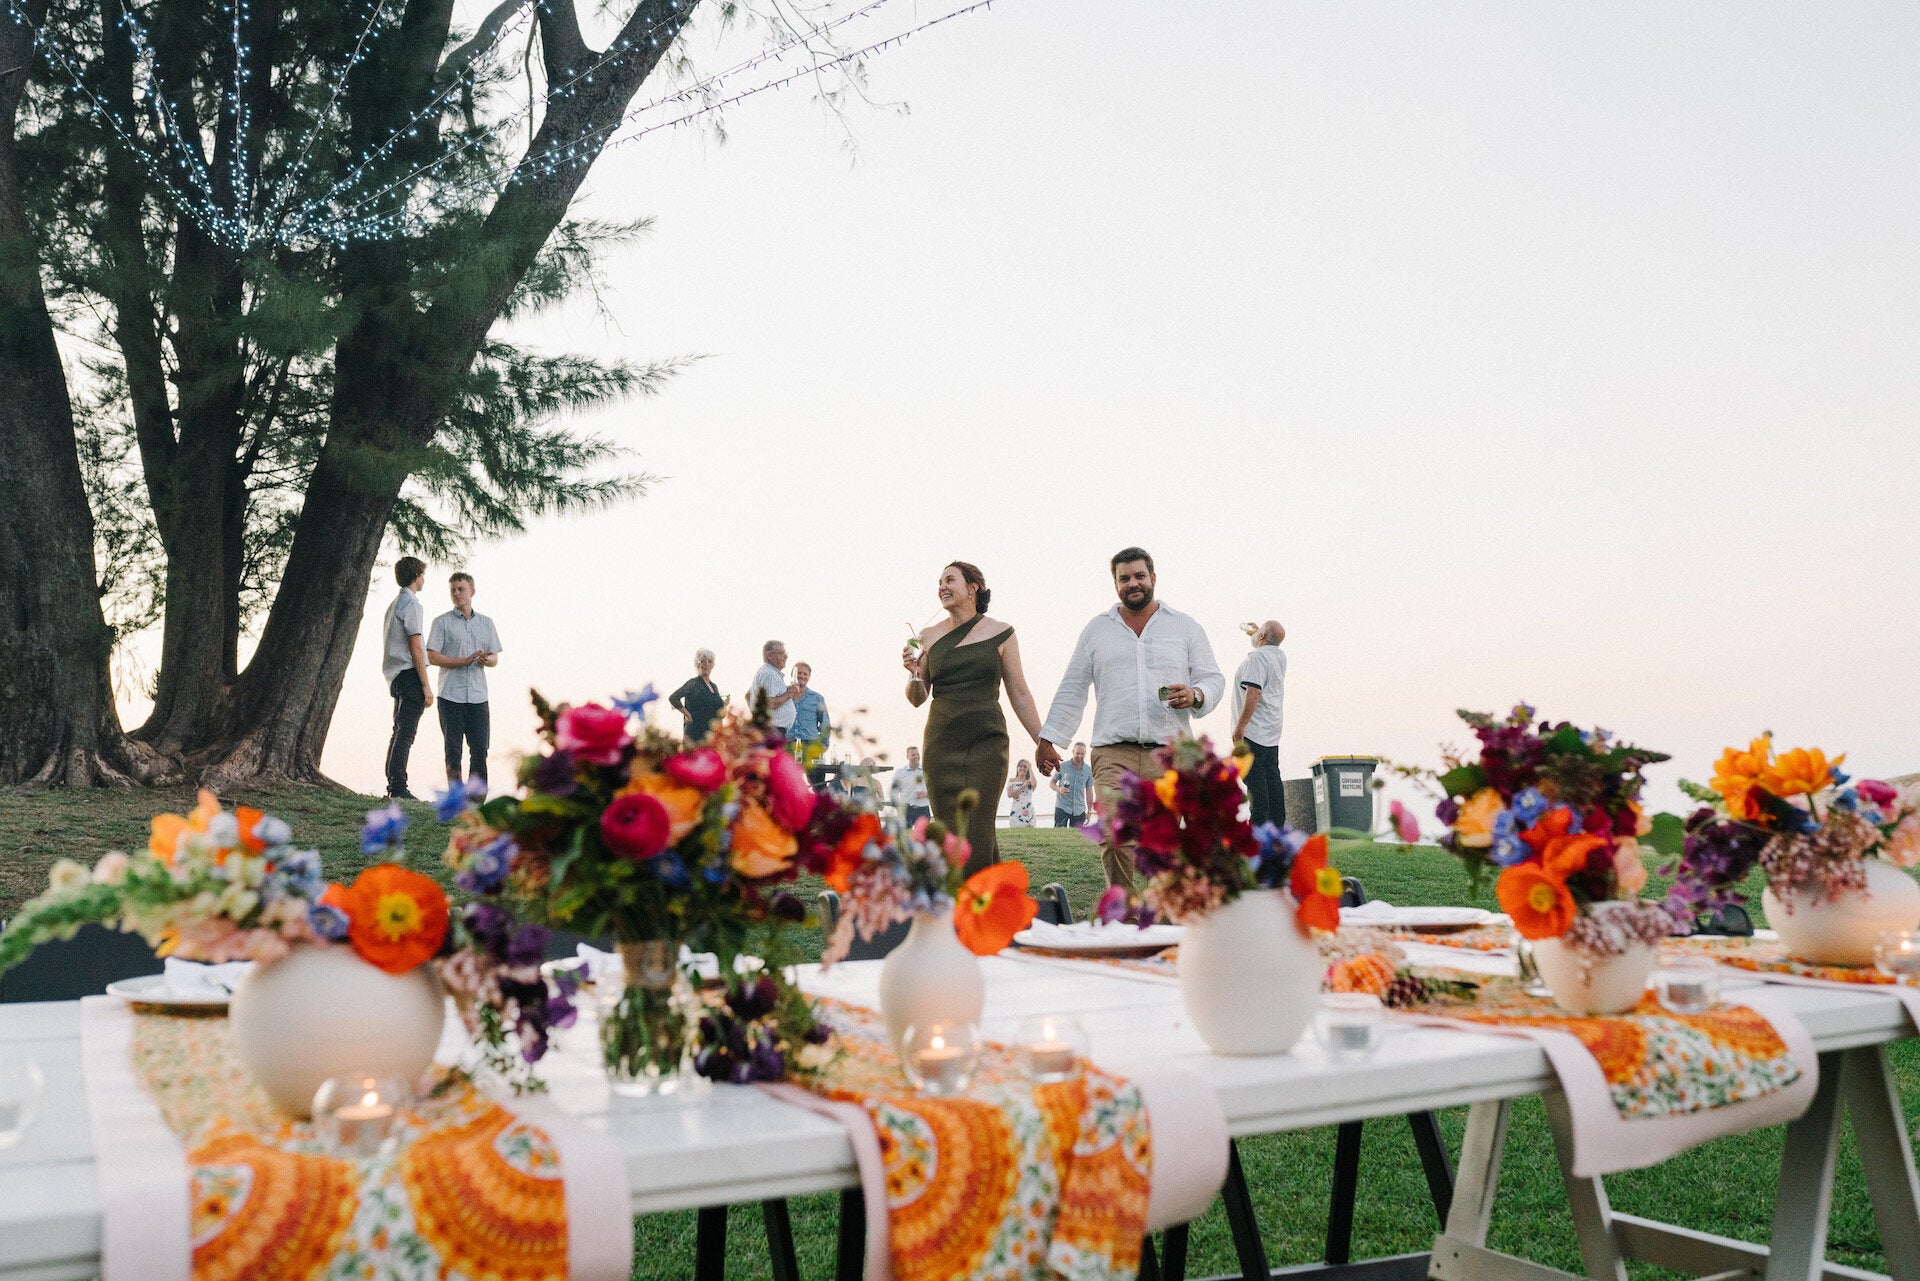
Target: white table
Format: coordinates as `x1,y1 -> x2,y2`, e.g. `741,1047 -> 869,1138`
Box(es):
2,954 -> 1916,1280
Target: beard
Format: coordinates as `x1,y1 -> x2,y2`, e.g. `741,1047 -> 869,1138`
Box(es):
1121,585 -> 1154,610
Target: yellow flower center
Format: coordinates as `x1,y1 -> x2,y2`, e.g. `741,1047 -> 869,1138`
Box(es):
372,891 -> 423,941
1315,867 -> 1343,898
1527,882 -> 1559,913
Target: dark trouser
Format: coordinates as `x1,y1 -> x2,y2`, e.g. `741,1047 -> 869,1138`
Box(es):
1054,808 -> 1086,830
1245,740 -> 1285,829
905,806 -> 931,826
385,672 -> 427,796
439,699 -> 491,783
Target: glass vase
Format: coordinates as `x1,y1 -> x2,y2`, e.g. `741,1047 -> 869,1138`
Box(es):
601,940 -> 694,1097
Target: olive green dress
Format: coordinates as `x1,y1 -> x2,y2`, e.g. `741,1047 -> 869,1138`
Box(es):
923,616 -> 1012,877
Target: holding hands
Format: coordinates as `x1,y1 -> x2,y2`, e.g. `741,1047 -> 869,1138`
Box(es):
1035,740 -> 1062,776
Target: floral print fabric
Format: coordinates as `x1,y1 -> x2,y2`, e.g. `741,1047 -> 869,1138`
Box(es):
129,1012 -> 570,1281
805,997 -> 1150,1281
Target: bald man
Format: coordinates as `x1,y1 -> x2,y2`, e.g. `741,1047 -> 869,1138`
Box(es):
1231,620 -> 1289,828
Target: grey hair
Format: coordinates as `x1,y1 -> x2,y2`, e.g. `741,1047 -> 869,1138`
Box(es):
695,648 -> 716,663
762,639 -> 784,659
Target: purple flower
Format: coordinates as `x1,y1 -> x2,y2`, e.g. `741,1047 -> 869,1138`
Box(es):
360,802 -> 409,854
455,833 -> 516,895
506,924 -> 549,968
1095,885 -> 1131,925
308,903 -> 350,940
533,748 -> 580,798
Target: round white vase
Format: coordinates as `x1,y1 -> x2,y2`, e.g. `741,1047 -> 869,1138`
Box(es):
1531,904 -> 1658,1016
1762,858 -> 1920,967
1176,889 -> 1320,1056
877,910 -> 984,1053
229,944 -> 446,1117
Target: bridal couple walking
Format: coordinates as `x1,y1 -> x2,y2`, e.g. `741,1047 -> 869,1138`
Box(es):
901,546 -> 1223,888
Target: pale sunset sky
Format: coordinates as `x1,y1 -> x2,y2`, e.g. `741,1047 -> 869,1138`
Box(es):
116,1 -> 1920,821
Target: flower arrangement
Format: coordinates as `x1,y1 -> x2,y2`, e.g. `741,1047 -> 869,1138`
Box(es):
0,791 -> 449,978
1665,736 -> 1920,926
1424,705 -> 1672,953
434,687 -> 857,1084
821,790 -> 1041,964
1097,737 -> 1343,931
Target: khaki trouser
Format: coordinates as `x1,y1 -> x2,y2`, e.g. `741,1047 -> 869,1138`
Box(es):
1090,743 -> 1158,890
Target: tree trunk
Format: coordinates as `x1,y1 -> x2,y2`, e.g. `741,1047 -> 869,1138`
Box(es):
0,9 -> 147,786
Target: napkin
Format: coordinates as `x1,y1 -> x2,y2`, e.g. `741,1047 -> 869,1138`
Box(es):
1013,919 -> 1185,949
160,958 -> 251,997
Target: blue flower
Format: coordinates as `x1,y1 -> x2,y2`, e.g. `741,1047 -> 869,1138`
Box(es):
251,815 -> 292,849
653,853 -> 691,889
360,802 -> 409,854
308,903 -> 350,941
277,848 -> 323,897
1511,787 -> 1548,826
432,783 -> 473,823
613,684 -> 659,719
1490,833 -> 1531,867
1832,788 -> 1860,813
1830,768 -> 1851,788
455,834 -> 515,894
1492,809 -> 1518,842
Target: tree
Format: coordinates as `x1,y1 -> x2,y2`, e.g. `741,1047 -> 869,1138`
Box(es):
0,0 -> 881,787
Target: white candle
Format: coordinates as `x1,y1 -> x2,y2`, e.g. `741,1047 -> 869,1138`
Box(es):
1022,1041 -> 1077,1079
913,1044 -> 969,1092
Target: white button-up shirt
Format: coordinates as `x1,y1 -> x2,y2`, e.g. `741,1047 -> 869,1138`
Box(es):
749,663 -> 796,730
1041,603 -> 1225,749
427,609 -> 504,704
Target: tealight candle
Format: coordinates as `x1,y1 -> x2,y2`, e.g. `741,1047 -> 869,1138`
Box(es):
313,1076 -> 410,1157
1313,993 -> 1384,1062
1013,1015 -> 1088,1083
1875,931 -> 1920,986
900,1023 -> 981,1096
1655,957 -> 1720,1015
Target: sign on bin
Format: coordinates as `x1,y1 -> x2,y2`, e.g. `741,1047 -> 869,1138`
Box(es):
1339,774 -> 1365,797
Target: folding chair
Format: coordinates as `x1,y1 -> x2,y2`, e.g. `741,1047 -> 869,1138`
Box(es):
0,922 -> 163,1003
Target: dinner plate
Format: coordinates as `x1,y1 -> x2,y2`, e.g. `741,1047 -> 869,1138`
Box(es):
106,974 -> 231,1015
1341,905 -> 1497,935
1012,922 -> 1185,958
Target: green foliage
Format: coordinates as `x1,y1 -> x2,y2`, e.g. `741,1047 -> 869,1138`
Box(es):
1645,811 -> 1688,859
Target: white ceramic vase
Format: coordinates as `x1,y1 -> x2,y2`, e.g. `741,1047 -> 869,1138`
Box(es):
1763,858 -> 1920,967
877,909 -> 985,1052
1531,904 -> 1658,1015
1176,889 -> 1320,1055
229,944 -> 446,1118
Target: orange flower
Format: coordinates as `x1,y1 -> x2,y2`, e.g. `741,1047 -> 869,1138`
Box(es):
1452,788 -> 1503,849
1497,863 -> 1576,940
621,771 -> 705,844
1711,736 -> 1774,821
1540,831 -> 1610,883
149,789 -> 220,861
729,803 -> 797,879
1288,834 -> 1343,933
1152,770 -> 1180,809
1762,747 -> 1844,800
326,865 -> 449,974
954,861 -> 1039,956
1328,952 -> 1395,996
236,806 -> 267,854
823,813 -> 880,894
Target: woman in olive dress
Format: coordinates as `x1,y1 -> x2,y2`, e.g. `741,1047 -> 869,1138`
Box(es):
901,562 -> 1048,876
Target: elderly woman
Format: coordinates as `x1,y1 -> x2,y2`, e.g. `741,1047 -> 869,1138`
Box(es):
669,649 -> 725,741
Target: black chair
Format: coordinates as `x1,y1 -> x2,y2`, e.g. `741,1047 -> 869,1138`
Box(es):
0,922 -> 163,1003
1035,881 -> 1074,925
816,889 -> 912,962
541,927 -> 611,962
1704,903 -> 1755,937
1340,875 -> 1369,909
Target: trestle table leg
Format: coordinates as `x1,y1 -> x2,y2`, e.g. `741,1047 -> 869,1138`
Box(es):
694,1204 -> 728,1281
762,1200 -> 800,1281
1766,1048 -> 1848,1281
1223,1140 -> 1274,1281
1543,1091 -> 1627,1281
1440,1099 -> 1509,1247
833,1187 -> 866,1281
1140,1235 -> 1162,1281
1843,1045 -> 1920,1281
1407,1110 -> 1455,1223
1326,1120 -> 1364,1265
1163,1222 -> 1190,1280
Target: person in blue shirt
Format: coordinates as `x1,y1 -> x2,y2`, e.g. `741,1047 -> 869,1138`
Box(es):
788,662 -> 829,766
1050,741 -> 1094,829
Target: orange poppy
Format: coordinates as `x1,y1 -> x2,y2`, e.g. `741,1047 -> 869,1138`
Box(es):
1540,831 -> 1610,882
236,806 -> 267,854
1710,736 -> 1774,821
1497,863 -> 1576,940
1288,834 -> 1343,933
729,803 -> 797,880
953,861 -> 1039,956
823,813 -> 880,894
327,865 -> 449,974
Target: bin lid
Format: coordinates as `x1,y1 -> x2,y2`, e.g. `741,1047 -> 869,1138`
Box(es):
1313,755 -> 1380,769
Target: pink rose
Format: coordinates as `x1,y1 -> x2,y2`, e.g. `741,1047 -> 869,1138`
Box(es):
1859,779 -> 1900,814
766,750 -> 815,831
556,704 -> 631,766
601,792 -> 671,860
1389,800 -> 1420,844
663,747 -> 728,793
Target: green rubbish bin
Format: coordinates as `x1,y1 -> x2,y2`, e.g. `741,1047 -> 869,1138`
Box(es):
1312,756 -> 1379,834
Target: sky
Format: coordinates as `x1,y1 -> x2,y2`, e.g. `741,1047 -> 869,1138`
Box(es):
120,1 -> 1920,824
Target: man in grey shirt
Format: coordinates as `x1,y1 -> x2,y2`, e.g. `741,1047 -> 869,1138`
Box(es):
426,572 -> 502,791
1050,741 -> 1093,829
381,556 -> 433,799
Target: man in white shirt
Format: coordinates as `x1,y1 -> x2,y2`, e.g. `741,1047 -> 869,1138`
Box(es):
379,556 -> 433,800
748,639 -> 801,732
890,745 -> 932,825
426,572 -> 503,791
1037,547 -> 1225,888
1231,620 -> 1288,828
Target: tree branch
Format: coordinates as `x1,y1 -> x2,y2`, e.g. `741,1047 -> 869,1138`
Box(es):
441,0 -> 531,81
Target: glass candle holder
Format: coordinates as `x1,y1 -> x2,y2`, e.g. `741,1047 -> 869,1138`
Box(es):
900,1023 -> 981,1097
1013,1015 -> 1088,1083
1655,956 -> 1720,1015
0,1057 -> 46,1151
1875,931 -> 1920,985
1312,993 -> 1384,1062
313,1076 -> 412,1157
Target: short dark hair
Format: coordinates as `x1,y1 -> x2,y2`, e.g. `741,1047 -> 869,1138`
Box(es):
449,572 -> 474,588
1110,546 -> 1154,575
395,556 -> 426,586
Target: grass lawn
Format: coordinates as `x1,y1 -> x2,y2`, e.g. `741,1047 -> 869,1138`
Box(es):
2,792 -> 1911,1279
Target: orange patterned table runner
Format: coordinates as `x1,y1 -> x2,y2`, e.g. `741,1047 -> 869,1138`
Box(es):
1666,934 -> 1899,984
803,996 -> 1151,1281
127,1011 -> 574,1281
